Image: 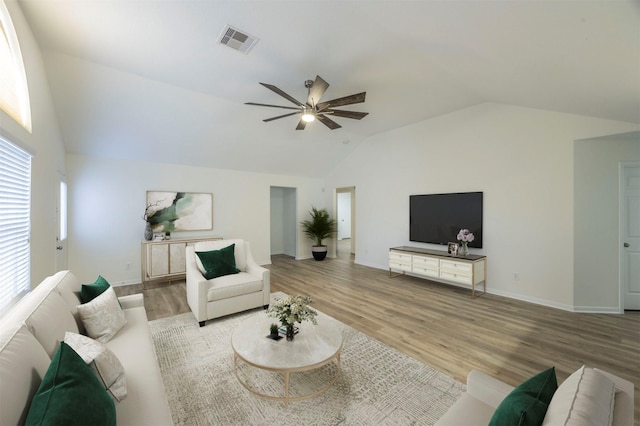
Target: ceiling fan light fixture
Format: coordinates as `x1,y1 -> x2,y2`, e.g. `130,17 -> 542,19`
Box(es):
302,109 -> 315,122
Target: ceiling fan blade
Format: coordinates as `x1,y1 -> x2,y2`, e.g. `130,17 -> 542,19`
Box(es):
316,92 -> 366,110
315,114 -> 342,130
245,102 -> 300,110
295,119 -> 307,130
263,111 -> 300,122
324,109 -> 369,120
259,83 -> 304,107
307,75 -> 329,107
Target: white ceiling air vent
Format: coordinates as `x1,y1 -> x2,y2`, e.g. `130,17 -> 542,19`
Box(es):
218,25 -> 259,54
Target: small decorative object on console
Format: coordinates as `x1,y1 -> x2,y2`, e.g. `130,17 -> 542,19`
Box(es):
457,229 -> 475,256
267,295 -> 318,342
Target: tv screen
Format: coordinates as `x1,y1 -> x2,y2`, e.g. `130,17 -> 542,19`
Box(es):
410,192 -> 483,248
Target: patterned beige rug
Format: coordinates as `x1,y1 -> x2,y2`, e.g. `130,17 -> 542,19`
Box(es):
148,299 -> 464,425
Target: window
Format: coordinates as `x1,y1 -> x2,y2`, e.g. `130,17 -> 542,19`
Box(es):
0,135 -> 31,313
59,180 -> 67,241
0,0 -> 31,132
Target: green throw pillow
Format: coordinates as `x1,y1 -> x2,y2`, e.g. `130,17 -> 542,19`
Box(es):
81,275 -> 111,303
25,342 -> 116,426
196,244 -> 240,280
489,367 -> 558,426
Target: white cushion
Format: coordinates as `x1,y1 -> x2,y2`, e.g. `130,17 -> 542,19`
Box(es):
0,324 -> 52,426
194,239 -> 247,271
25,290 -> 79,358
206,272 -> 263,301
105,306 -> 173,425
77,287 -> 127,343
542,366 -> 616,426
64,331 -> 127,403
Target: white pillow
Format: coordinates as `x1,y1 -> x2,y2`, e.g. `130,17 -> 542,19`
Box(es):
76,287 -> 127,343
542,366 -> 616,426
64,331 -> 127,403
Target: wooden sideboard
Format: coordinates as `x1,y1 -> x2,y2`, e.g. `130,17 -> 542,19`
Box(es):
141,237 -> 222,285
389,246 -> 487,298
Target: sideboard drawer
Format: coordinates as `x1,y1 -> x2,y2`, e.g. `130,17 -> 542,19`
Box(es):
412,255 -> 439,268
440,260 -> 472,274
440,270 -> 473,285
413,265 -> 439,278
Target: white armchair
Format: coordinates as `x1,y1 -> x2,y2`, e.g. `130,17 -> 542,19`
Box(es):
186,239 -> 270,327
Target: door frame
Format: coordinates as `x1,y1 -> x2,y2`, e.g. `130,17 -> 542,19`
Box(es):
619,161 -> 640,312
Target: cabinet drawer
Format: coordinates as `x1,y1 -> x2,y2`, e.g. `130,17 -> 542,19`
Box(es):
389,260 -> 412,272
440,271 -> 472,285
413,265 -> 439,278
440,260 -> 472,274
390,252 -> 412,263
412,255 -> 439,268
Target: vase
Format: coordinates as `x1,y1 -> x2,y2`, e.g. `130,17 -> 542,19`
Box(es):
144,222 -> 153,241
286,324 -> 295,341
459,242 -> 469,256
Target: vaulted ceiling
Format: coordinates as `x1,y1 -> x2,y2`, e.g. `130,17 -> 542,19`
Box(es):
17,0 -> 640,177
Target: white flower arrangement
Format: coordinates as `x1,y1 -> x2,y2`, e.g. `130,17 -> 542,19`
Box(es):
457,228 -> 475,243
267,295 -> 318,328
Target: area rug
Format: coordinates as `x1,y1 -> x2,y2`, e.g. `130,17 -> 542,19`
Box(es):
148,297 -> 464,425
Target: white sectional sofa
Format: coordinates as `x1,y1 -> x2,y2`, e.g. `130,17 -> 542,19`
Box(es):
0,270 -> 172,425
436,368 -> 634,426
186,239 -> 270,326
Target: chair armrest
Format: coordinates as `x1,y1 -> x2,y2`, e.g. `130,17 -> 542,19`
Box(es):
118,293 -> 144,309
186,246 -> 209,322
593,369 -> 634,426
244,242 -> 271,306
466,370 -> 514,409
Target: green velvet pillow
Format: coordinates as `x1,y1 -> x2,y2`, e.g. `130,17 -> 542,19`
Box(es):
489,367 -> 558,426
25,342 -> 116,426
81,275 -> 111,303
196,244 -> 240,280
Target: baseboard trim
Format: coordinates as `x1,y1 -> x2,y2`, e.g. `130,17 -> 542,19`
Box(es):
572,306 -> 622,314
111,279 -> 140,287
486,288 -> 575,312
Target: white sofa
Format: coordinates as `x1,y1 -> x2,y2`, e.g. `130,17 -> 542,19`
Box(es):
0,270 -> 173,425
186,239 -> 270,327
436,368 -> 634,426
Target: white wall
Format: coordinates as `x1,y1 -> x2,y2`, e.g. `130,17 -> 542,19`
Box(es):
66,155 -> 323,285
574,132 -> 640,312
1,0 -> 67,286
324,103 -> 638,309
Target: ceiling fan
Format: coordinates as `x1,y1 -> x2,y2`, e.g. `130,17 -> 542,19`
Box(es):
245,75 -> 368,130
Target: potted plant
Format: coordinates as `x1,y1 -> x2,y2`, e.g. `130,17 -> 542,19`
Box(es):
269,323 -> 279,338
300,207 -> 337,261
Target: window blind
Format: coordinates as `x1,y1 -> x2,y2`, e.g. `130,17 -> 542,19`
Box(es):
0,136 -> 31,313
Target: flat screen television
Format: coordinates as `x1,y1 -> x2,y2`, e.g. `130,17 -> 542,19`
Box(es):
409,192 -> 483,248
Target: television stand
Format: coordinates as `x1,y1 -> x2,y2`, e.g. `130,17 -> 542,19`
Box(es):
389,246 -> 486,298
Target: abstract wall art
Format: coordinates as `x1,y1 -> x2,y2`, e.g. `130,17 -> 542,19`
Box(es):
145,191 -> 213,232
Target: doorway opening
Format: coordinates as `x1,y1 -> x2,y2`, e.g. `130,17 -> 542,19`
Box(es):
335,187 -> 355,260
270,186 -> 297,259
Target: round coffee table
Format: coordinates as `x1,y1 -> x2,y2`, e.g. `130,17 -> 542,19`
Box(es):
231,312 -> 343,406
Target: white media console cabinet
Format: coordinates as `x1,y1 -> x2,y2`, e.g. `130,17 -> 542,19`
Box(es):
389,246 -> 487,298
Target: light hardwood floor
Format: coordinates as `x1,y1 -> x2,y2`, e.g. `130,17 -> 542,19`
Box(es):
116,249 -> 640,421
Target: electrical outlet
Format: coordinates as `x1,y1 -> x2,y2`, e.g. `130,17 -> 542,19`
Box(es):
513,272 -> 520,281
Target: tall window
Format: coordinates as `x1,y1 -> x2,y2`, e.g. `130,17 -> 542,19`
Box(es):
0,136 -> 31,313
0,0 -> 31,132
